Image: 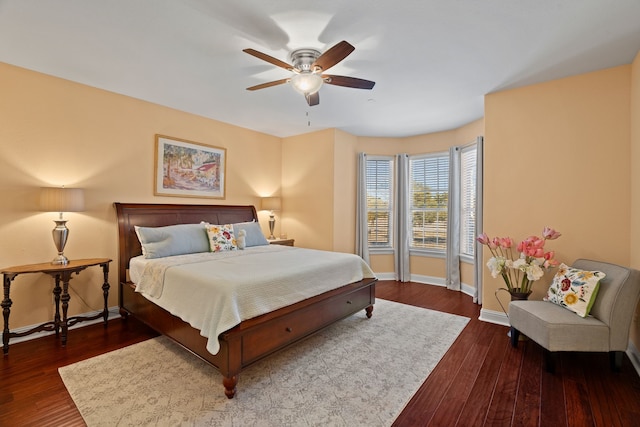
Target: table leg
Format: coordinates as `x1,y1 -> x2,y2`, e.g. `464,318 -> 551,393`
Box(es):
101,262 -> 110,326
2,274 -> 13,355
52,274 -> 61,336
60,272 -> 71,346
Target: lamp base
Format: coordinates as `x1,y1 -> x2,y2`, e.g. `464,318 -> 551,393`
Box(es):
51,219 -> 70,265
268,214 -> 276,240
51,254 -> 69,265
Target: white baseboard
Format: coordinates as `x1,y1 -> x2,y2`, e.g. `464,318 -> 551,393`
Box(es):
373,272 -> 396,281
409,274 -> 445,287
479,307 -> 510,327
6,306 -> 121,346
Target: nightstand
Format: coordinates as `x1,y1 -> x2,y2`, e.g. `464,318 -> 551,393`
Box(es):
1,258 -> 111,354
269,238 -> 295,246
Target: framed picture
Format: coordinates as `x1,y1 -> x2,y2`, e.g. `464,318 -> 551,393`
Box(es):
154,134 -> 226,199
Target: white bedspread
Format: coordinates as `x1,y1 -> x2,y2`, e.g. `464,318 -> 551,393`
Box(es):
131,245 -> 375,355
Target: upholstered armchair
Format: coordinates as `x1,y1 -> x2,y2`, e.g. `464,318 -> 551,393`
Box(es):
509,259 -> 640,372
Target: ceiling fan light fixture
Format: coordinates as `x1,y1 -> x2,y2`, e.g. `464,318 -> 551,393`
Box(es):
244,41 -> 374,105
290,72 -> 323,95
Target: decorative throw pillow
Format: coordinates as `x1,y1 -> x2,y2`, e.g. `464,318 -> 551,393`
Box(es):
205,224 -> 238,252
134,223 -> 209,259
543,263 -> 605,317
232,221 -> 269,247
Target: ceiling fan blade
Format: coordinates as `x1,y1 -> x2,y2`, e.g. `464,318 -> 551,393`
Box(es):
306,92 -> 319,106
323,75 -> 375,90
246,79 -> 289,91
312,40 -> 354,71
243,48 -> 293,71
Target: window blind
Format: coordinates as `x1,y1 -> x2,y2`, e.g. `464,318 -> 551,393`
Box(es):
460,145 -> 477,256
366,157 -> 394,247
409,154 -> 449,251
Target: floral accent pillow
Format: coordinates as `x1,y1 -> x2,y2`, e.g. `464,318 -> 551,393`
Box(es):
544,263 -> 605,317
205,224 -> 237,252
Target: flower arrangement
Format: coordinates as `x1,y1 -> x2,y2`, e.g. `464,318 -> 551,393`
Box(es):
477,227 -> 562,294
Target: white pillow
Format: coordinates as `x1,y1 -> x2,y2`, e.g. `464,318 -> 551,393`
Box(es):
134,223 -> 209,259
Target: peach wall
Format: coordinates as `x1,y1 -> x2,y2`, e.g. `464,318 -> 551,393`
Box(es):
484,65 -> 631,314
281,129 -> 335,250
630,51 -> 640,349
0,62 -> 282,329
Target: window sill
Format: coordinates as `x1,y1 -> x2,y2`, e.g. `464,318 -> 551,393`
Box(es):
409,249 -> 446,259
369,248 -> 394,255
460,254 -> 474,264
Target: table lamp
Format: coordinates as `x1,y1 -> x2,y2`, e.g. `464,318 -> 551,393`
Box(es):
40,187 -> 85,265
261,197 -> 281,240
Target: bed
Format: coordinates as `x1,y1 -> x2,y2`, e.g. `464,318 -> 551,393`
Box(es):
114,202 -> 377,398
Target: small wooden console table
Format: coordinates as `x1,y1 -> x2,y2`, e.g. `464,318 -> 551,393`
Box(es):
1,258 -> 111,355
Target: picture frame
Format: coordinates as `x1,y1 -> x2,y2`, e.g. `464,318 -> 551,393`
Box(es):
154,134 -> 226,199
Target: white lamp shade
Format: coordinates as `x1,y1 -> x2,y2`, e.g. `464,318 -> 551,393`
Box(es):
261,197 -> 281,211
40,187 -> 85,213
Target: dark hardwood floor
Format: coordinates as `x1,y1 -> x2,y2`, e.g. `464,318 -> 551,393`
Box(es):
2,280 -> 640,426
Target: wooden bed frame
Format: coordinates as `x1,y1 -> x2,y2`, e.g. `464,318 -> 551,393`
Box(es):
114,202 -> 376,398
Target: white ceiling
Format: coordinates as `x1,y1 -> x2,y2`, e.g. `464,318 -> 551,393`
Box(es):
1,0 -> 639,138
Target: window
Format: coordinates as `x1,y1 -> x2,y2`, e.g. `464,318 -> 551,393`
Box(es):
460,145 -> 477,257
409,153 -> 449,252
366,157 -> 393,248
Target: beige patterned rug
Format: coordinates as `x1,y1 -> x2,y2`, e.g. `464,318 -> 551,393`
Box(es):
59,299 -> 469,426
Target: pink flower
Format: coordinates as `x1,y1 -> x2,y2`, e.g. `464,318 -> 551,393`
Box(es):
542,227 -> 562,240
476,233 -> 490,245
489,238 -> 499,250
499,237 -> 513,248
478,227 -> 561,293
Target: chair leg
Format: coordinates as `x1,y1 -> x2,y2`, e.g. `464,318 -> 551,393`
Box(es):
610,351 -> 623,372
509,327 -> 520,348
544,349 -> 556,373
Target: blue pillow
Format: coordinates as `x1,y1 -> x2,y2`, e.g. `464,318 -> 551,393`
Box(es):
135,223 -> 209,259
232,221 -> 269,247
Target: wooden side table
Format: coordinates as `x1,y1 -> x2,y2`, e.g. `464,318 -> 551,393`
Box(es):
1,258 -> 111,355
268,238 -> 295,246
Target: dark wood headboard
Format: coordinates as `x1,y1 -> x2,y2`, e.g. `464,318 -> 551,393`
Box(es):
114,202 -> 259,285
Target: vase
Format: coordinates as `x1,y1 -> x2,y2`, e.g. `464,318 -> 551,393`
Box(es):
508,288 -> 532,301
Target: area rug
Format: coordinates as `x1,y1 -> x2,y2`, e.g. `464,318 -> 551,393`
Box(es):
59,299 -> 469,426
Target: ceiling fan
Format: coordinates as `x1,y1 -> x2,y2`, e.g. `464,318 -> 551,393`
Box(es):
243,40 -> 375,106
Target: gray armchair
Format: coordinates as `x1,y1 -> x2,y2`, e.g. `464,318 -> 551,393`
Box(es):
509,259 -> 640,372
